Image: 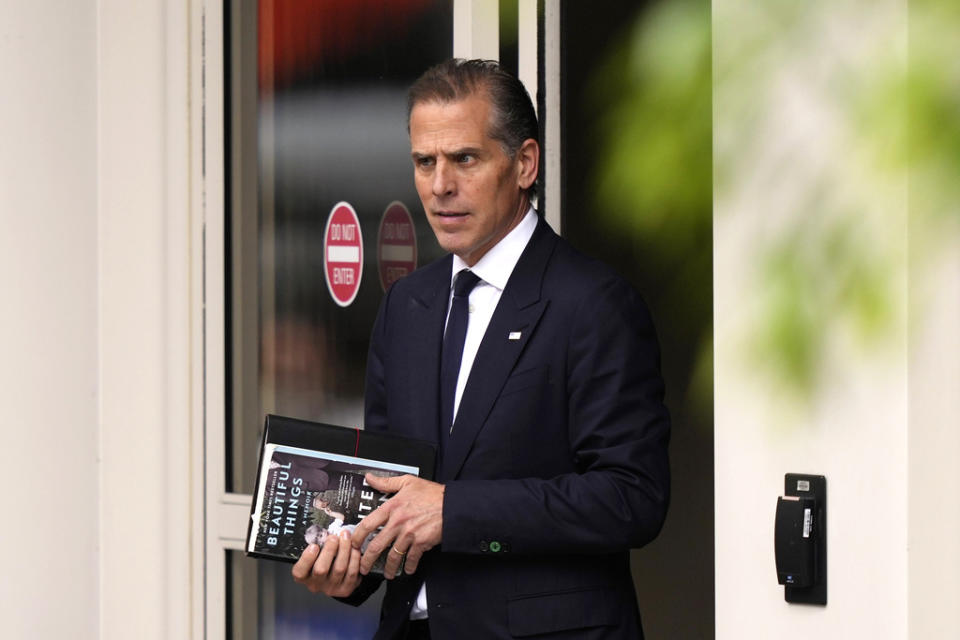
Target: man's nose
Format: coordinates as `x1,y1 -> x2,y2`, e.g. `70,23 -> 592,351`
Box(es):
432,160 -> 456,197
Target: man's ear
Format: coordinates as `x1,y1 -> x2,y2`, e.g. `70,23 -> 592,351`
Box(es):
516,138 -> 540,190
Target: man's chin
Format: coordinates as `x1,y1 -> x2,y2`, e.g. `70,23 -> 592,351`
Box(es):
433,233 -> 468,257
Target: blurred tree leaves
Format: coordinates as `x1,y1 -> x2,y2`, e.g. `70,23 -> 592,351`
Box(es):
590,0 -> 711,259
576,0 -> 957,403
586,0 -> 713,411
907,0 -> 960,231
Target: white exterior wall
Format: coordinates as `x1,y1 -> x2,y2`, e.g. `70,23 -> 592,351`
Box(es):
908,242 -> 960,638
0,3 -> 100,638
0,2 -> 196,639
97,1 -> 196,638
714,0 -> 960,638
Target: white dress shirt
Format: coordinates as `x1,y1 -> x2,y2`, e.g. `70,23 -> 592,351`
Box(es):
409,208 -> 538,620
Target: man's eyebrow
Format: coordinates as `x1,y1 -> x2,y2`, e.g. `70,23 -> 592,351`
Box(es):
444,146 -> 483,157
411,147 -> 483,161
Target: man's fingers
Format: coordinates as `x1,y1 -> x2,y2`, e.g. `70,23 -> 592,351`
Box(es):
358,526 -> 393,575
404,544 -> 424,575
292,544 -> 320,582
312,536 -> 340,579
344,545 -> 362,586
352,501 -> 391,550
354,475 -> 445,577
358,513 -> 406,576
330,531 -> 352,580
290,533 -> 366,598
363,472 -> 408,493
382,534 -> 412,579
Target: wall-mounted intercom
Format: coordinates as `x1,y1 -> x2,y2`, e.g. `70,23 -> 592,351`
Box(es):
775,473 -> 826,604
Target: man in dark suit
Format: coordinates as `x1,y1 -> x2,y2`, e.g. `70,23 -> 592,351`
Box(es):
292,59 -> 670,639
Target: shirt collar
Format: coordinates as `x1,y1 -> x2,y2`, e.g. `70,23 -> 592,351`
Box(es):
450,208 -> 538,291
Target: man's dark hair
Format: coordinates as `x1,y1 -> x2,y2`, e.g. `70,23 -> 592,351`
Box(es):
407,59 -> 539,159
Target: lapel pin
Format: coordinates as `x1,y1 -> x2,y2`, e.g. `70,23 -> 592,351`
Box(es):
508,331 -> 522,340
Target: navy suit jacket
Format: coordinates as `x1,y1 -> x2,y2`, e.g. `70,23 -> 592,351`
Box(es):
350,217 -> 670,639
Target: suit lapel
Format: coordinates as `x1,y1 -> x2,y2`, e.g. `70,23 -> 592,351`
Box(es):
404,257 -> 451,446
441,219 -> 558,480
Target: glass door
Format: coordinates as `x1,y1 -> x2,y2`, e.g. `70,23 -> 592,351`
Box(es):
557,1 -> 714,638
226,2 -> 453,637
213,1 -> 548,638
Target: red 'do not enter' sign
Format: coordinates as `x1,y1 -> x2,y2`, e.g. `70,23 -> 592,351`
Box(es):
323,201 -> 363,307
377,200 -> 418,291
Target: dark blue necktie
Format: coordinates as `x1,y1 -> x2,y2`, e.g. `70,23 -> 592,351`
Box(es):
440,270 -> 481,436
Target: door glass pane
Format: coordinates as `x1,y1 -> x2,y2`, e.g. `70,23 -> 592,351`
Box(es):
228,550 -> 382,639
559,1 -> 714,638
225,1 -> 453,637
498,0 -> 519,76
228,0 -> 453,496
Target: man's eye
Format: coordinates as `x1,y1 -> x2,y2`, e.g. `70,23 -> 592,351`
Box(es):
457,154 -> 474,164
416,157 -> 434,168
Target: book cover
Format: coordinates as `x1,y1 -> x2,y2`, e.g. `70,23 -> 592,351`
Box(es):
245,415 -> 436,575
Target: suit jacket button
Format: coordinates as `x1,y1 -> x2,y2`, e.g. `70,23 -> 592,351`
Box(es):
489,541 -> 501,553
479,540 -> 488,552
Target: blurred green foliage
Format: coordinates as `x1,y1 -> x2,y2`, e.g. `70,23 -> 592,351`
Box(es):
907,0 -> 960,229
852,0 -> 960,229
569,0 -> 957,402
589,0 -> 711,260
499,0 -> 519,47
586,0 -> 714,412
712,0 -> 958,400
586,0 -> 957,402
756,220 -> 899,398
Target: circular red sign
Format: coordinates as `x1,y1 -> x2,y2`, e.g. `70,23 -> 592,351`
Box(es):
323,201 -> 363,307
377,201 -> 418,291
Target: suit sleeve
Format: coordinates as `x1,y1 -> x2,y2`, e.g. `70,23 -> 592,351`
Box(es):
441,276 -> 671,555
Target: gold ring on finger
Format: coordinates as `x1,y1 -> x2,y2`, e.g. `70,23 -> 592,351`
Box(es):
391,546 -> 407,556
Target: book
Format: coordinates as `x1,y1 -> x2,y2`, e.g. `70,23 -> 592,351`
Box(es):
245,414 -> 436,574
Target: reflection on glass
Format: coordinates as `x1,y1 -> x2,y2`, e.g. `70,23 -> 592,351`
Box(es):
229,0 -> 453,495
499,0 -> 519,75
560,1 -> 714,639
228,550 -> 382,640
226,1 -> 452,637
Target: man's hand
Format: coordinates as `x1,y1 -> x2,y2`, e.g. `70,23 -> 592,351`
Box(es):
291,531 -> 362,597
352,474 -> 444,579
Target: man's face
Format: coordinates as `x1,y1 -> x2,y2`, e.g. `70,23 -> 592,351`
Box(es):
409,93 -> 537,266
